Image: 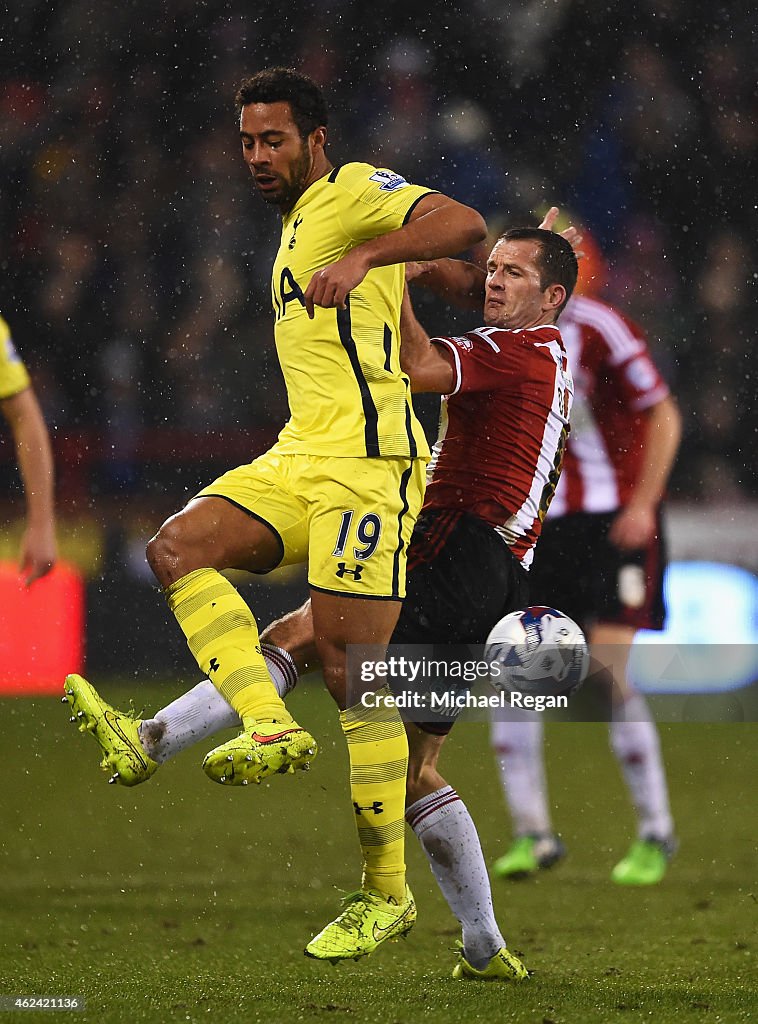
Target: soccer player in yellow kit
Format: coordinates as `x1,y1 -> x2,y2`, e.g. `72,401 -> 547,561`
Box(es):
0,314 -> 56,583
64,67 -> 486,960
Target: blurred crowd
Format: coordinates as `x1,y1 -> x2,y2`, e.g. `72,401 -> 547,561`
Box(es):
1,0 -> 756,502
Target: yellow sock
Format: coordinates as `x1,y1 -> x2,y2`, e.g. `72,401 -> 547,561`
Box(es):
340,688 -> 408,903
165,568 -> 292,725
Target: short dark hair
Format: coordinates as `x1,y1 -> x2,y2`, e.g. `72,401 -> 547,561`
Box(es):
498,227 -> 578,317
235,67 -> 328,139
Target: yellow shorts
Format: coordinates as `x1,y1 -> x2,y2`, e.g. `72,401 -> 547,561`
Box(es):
196,447 -> 426,599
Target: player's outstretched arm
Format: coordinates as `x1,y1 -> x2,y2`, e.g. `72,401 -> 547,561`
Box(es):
406,258 -> 486,310
303,194 -> 486,318
399,287 -> 455,395
403,205 -> 582,313
1,386 -> 57,583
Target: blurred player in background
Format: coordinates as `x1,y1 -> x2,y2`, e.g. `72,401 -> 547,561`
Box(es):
491,232 -> 682,886
0,314 -> 56,584
63,67 -> 486,962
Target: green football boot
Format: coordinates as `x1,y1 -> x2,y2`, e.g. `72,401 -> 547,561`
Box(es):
611,836 -> 677,885
63,674 -> 158,787
202,718 -> 317,786
452,940 -> 529,981
492,833 -> 566,879
304,886 -> 416,963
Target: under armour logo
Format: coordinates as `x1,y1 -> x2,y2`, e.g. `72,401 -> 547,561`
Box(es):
208,657 -> 220,673
353,801 -> 384,815
336,562 -> 363,581
288,214 -> 303,250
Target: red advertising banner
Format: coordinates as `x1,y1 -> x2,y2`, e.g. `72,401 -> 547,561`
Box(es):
0,562 -> 84,694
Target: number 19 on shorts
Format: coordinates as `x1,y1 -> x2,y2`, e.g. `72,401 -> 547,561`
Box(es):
332,510 -> 383,561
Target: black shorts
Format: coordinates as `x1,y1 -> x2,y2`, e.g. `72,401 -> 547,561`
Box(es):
528,509 -> 667,635
389,508 -> 529,735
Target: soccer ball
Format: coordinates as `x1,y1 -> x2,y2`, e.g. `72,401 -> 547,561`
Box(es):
485,606 -> 589,698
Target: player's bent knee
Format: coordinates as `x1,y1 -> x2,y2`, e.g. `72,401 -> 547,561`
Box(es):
145,527 -> 175,587
146,519 -> 199,587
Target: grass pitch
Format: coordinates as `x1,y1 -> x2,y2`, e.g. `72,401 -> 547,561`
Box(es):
1,682 -> 755,1024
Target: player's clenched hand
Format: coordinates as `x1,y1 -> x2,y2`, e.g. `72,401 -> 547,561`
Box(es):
304,250 -> 371,319
608,503 -> 657,551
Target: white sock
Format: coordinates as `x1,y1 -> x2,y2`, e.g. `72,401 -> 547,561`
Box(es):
138,644 -> 299,763
406,786 -> 505,969
491,711 -> 552,836
139,680 -> 240,763
610,692 -> 674,840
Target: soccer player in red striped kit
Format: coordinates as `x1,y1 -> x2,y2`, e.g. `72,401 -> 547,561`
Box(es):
491,251 -> 682,886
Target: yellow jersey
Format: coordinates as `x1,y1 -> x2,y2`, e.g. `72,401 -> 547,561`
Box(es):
0,315 -> 30,400
270,162 -> 433,459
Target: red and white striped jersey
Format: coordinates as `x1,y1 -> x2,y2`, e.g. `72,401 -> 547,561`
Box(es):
548,295 -> 670,517
423,324 -> 573,569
